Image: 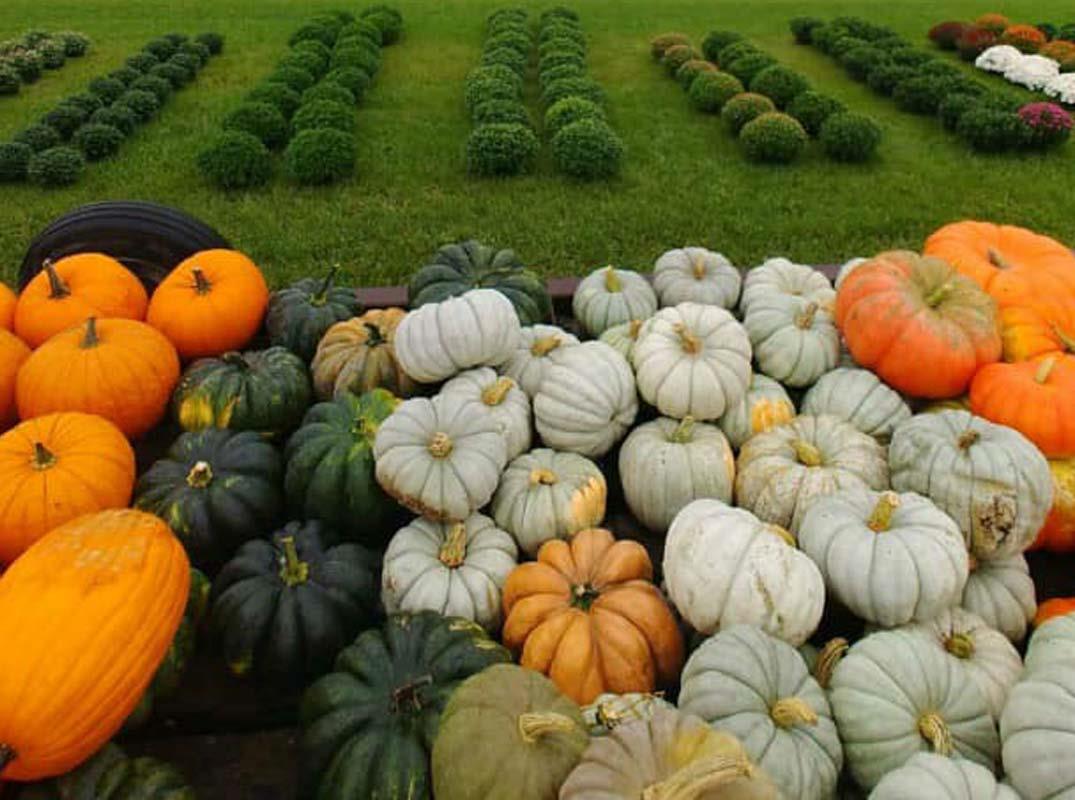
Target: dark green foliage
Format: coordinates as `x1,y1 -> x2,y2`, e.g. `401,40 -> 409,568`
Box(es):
539,63 -> 585,86
464,66 -> 520,110
702,30 -> 743,62
126,51 -> 159,73
545,95 -> 605,134
281,49 -> 328,80
866,63 -> 916,95
324,67 -> 370,100
487,30 -> 532,55
196,32 -> 225,55
482,45 -> 528,74
270,65 -> 317,93
726,52 -> 777,84
72,123 -> 123,161
542,6 -> 579,23
540,36 -> 584,58
540,50 -> 586,75
688,71 -> 744,112
841,45 -> 890,82
170,52 -> 201,75
223,102 -> 290,149
163,32 -> 189,46
11,51 -> 42,83
197,130 -> 273,189
109,66 -> 140,86
56,31 -> 91,57
540,22 -> 585,47
551,118 -> 624,180
248,82 -> 302,118
294,38 -> 332,64
918,60 -> 962,79
150,62 -> 191,89
39,40 -> 66,69
310,12 -> 346,38
676,60 -> 716,89
718,40 -> 759,66
740,112 -> 808,163
722,92 -> 777,134
88,76 -> 126,104
466,123 -> 538,176
13,123 -> 60,152
90,104 -> 137,136
26,146 -> 84,187
893,75 -> 954,114
331,45 -> 380,78
938,93 -> 982,131
361,4 -> 404,45
284,128 -> 355,185
131,75 -> 172,103
749,65 -> 809,108
63,92 -> 103,117
661,44 -> 700,75
788,90 -> 846,136
289,22 -> 335,48
0,65 -> 18,94
144,37 -> 178,61
338,20 -> 382,48
116,88 -> 160,122
543,76 -> 604,107
0,142 -> 31,182
790,17 -> 825,44
303,82 -> 355,107
473,98 -> 531,127
41,104 -> 87,139
291,99 -> 355,135
957,108 -> 1024,152
820,112 -> 882,161
888,47 -> 934,68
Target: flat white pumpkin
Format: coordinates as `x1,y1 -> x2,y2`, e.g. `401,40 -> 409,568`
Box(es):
740,257 -> 835,316
534,341 -> 638,458
663,499 -> 824,646
801,367 -> 912,442
735,414 -> 889,533
744,294 -> 840,388
679,625 -> 843,800
870,753 -> 1020,800
373,393 -> 507,521
652,247 -> 741,309
497,324 -> 580,398
381,513 -> 518,631
394,288 -> 521,382
439,367 -> 531,460
1001,657 -> 1075,800
491,447 -> 606,556
572,266 -> 657,337
619,416 -> 735,533
718,373 -> 796,450
631,302 -> 752,421
798,489 -> 968,627
962,553 -> 1037,643
598,318 -> 645,360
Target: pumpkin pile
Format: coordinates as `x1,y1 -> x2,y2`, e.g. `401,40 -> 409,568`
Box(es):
1,222 -> 1074,800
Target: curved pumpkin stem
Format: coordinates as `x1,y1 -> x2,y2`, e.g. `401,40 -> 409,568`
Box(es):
438,523 -> 467,567
530,335 -> 562,357
363,321 -> 385,346
529,467 -> 558,485
629,319 -> 643,339
481,377 -> 515,406
0,743 -> 16,774
987,248 -> 1014,271
792,438 -> 822,467
603,266 -> 622,293
918,712 -> 953,756
957,429 -> 980,450
391,674 -> 434,712
670,415 -> 695,443
43,259 -> 70,299
31,441 -> 57,471
191,267 -> 212,295
640,754 -> 753,800
770,697 -> 818,728
923,281 -> 953,308
813,637 -> 849,690
278,536 -> 309,587
517,711 -> 580,743
312,264 -> 340,305
186,460 -> 214,488
1035,355 -> 1059,385
691,255 -> 706,280
674,323 -> 701,355
428,432 -> 453,458
795,302 -> 819,330
868,491 -> 901,532
1054,325 -> 1075,354
944,632 -> 976,659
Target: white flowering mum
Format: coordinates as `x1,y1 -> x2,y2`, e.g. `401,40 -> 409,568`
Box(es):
1045,74 -> 1075,104
1004,54 -> 1061,90
975,45 -> 1023,73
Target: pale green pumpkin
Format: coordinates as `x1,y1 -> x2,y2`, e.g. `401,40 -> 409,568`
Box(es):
1023,611 -> 1075,675
717,373 -> 796,450
962,553 -> 1036,643
743,294 -> 840,388
739,257 -> 834,316
652,247 -> 741,309
497,324 -> 580,398
801,367 -> 912,442
439,368 -> 531,460
598,318 -> 645,360
870,753 -> 1020,800
572,266 -> 657,337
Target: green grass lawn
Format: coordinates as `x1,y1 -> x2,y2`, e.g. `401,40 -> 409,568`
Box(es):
0,0 -> 1072,288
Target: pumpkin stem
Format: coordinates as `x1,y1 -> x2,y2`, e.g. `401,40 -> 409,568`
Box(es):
918,712 -> 953,756
923,281 -> 953,308
691,255 -> 706,280
1035,355 -> 1058,384
517,711 -> 580,744
80,316 -> 100,349
192,267 -> 212,295
31,441 -> 57,471
277,536 -> 309,587
186,460 -> 214,488
791,438 -> 822,467
571,583 -> 601,611
629,319 -> 643,339
670,416 -> 695,443
363,322 -> 385,346
1054,324 -> 1075,354
312,264 -> 340,305
795,302 -> 819,329
221,351 -> 248,369
764,524 -> 797,547
640,754 -> 753,800
868,491 -> 901,532
770,697 -> 819,728
530,335 -> 562,357
987,248 -> 1014,271
957,429 -> 980,450
944,632 -> 976,659
43,259 -> 70,299
529,467 -> 558,486
481,377 -> 514,406
674,323 -> 701,355
428,432 -> 453,458
391,674 -> 434,712
438,523 -> 467,567
813,638 -> 849,690
603,266 -> 622,293
0,744 -> 16,774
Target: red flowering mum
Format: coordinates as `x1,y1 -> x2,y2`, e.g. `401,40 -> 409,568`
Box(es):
929,21 -> 968,50
975,13 -> 1010,34
957,26 -> 998,61
1002,24 -> 1048,53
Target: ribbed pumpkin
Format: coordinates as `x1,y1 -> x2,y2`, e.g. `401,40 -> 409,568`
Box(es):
652,247 -> 742,309
572,266 -> 658,337
311,308 -> 417,400
717,373 -> 795,450
14,255 -> 148,349
800,367 -> 912,442
16,318 -> 180,439
743,294 -> 840,388
440,368 -> 531,461
1024,610 -> 1075,674
498,324 -> 581,399
0,329 -> 30,430
963,554 -> 1037,644
871,752 -> 1020,800
146,249 -> 269,360
266,266 -> 361,362
0,281 -> 15,330
740,257 -> 835,316
1033,458 -> 1075,552
999,303 -> 1075,362
15,743 -> 195,800
0,509 -> 190,781
502,527 -> 684,705
599,318 -> 646,361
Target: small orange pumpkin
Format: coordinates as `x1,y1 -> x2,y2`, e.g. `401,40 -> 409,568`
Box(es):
0,282 -> 15,331
0,412 -> 135,565
13,255 -> 148,348
1031,458 -> 1075,552
999,304 -> 1075,363
0,509 -> 189,781
970,354 -> 1075,458
147,250 -> 269,360
835,250 -> 1002,398
501,527 -> 684,705
1034,597 -> 1075,627
16,318 -> 180,439
0,330 -> 30,430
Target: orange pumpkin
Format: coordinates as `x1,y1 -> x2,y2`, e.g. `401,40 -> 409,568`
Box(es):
16,318 -> 179,439
0,282 -> 15,331
1034,597 -> 1075,627
0,330 -> 30,430
13,255 -> 148,348
835,250 -> 1002,398
1031,458 -> 1075,552
970,354 -> 1075,458
0,509 -> 189,781
147,250 -> 269,360
999,304 -> 1075,362
501,527 -> 684,705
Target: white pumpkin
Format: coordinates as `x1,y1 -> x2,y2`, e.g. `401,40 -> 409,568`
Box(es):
373,393 -> 508,521
381,513 -> 518,631
740,257 -> 835,315
439,368 -> 531,460
743,294 -> 840,388
798,489 -> 968,627
870,753 -> 1020,800
534,341 -> 638,458
717,373 -> 796,450
491,447 -> 607,556
619,416 -> 735,533
394,288 -> 521,382
497,324 -> 580,398
1023,611 -> 1075,675
652,247 -> 741,309
889,410 -> 1054,560
663,499 -> 825,646
801,367 -> 912,442
679,625 -> 843,800
631,302 -> 752,421
735,414 -> 889,533
598,318 -> 645,360
834,257 -> 867,290
572,265 -> 657,337
962,553 -> 1037,643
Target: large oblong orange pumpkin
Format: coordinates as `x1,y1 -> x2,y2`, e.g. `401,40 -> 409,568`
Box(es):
13,255 -> 148,348
501,527 -> 684,705
0,509 -> 190,781
835,250 -> 1001,398
0,412 -> 135,564
0,330 -> 30,430
147,250 -> 269,360
1031,458 -> 1075,552
0,282 -> 15,331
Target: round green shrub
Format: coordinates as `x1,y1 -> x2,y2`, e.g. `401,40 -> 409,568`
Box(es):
280,49 -> 328,79
223,101 -> 290,149
131,75 -> 172,103
676,59 -> 717,89
57,31 -> 91,57
688,71 -> 744,112
340,20 -> 383,47
957,108 -> 1024,152
0,142 -> 31,182
819,112 -> 881,161
0,65 -> 19,95
294,39 -> 332,63
740,112 -> 808,163
790,17 -> 825,45
270,65 -> 317,92
163,32 -> 189,46
918,60 -> 962,79
717,41 -> 759,66
302,82 -> 355,107
473,98 -> 531,127
488,8 -> 527,27
540,36 -> 584,58
126,52 -> 159,73
539,63 -> 585,87
544,95 -> 605,134
72,123 -> 123,161
702,30 -> 743,62
284,128 -> 355,185
331,46 -> 380,78
749,65 -> 809,108
787,90 -> 845,136
39,41 -> 66,70
893,75 -> 953,114
362,5 -> 403,45
938,93 -> 981,131
197,131 -> 272,189
488,30 -> 532,55
540,50 -> 586,75
465,123 -> 538,176
840,45 -> 889,82
21,30 -> 51,47
324,67 -> 370,100
88,76 -> 126,104
310,13 -> 345,38
662,44 -> 700,75
115,88 -> 160,122
64,92 -> 103,117
90,105 -> 137,136
27,146 -> 84,187
109,66 -> 141,86
465,68 -> 520,110
551,118 -> 624,180
887,47 -> 934,68
866,63 -> 916,95
144,37 -> 178,61
247,82 -> 303,118
41,104 -> 87,139
542,76 -> 604,107
14,123 -> 60,152
540,23 -> 585,48
170,52 -> 200,75
721,92 -> 776,133
289,22 -> 335,48
196,32 -> 225,55
726,53 -> 777,84
541,6 -> 578,23
291,99 -> 354,135
650,32 -> 691,60
11,52 -> 43,83
482,45 -> 528,74
150,62 -> 191,88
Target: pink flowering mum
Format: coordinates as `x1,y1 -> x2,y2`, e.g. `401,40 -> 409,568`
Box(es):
1019,102 -> 1073,148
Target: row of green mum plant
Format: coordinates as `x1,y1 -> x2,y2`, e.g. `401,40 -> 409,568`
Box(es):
0,32 -> 222,187
0,29 -> 91,96
198,6 -> 402,189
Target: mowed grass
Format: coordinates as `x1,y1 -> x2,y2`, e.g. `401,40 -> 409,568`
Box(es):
0,0 -> 1072,288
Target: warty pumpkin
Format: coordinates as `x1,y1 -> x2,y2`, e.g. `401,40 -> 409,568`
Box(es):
266,265 -> 361,362
501,527 -> 684,705
800,367 -> 912,442
440,368 -> 531,460
146,249 -> 269,360
744,294 -> 840,388
963,553 -> 1037,643
16,742 -> 195,800
739,257 -> 835,315
14,254 -> 148,349
572,266 -> 658,337
311,308 -> 418,400
0,281 -> 15,330
497,324 -> 580,399
870,752 -> 1020,800
717,373 -> 795,450
0,329 -> 30,430
0,509 -> 190,781
1032,458 -> 1075,552
652,247 -> 742,309
0,412 -> 135,565
835,250 -> 1002,398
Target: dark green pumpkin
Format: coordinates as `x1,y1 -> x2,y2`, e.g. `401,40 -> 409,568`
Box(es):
172,346 -> 313,437
300,611 -> 511,800
266,266 -> 361,362
408,239 -> 552,325
16,743 -> 193,800
284,388 -> 401,545
209,520 -> 379,687
134,429 -> 284,570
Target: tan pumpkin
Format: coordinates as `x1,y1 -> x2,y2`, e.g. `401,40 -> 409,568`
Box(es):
311,308 -> 417,399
